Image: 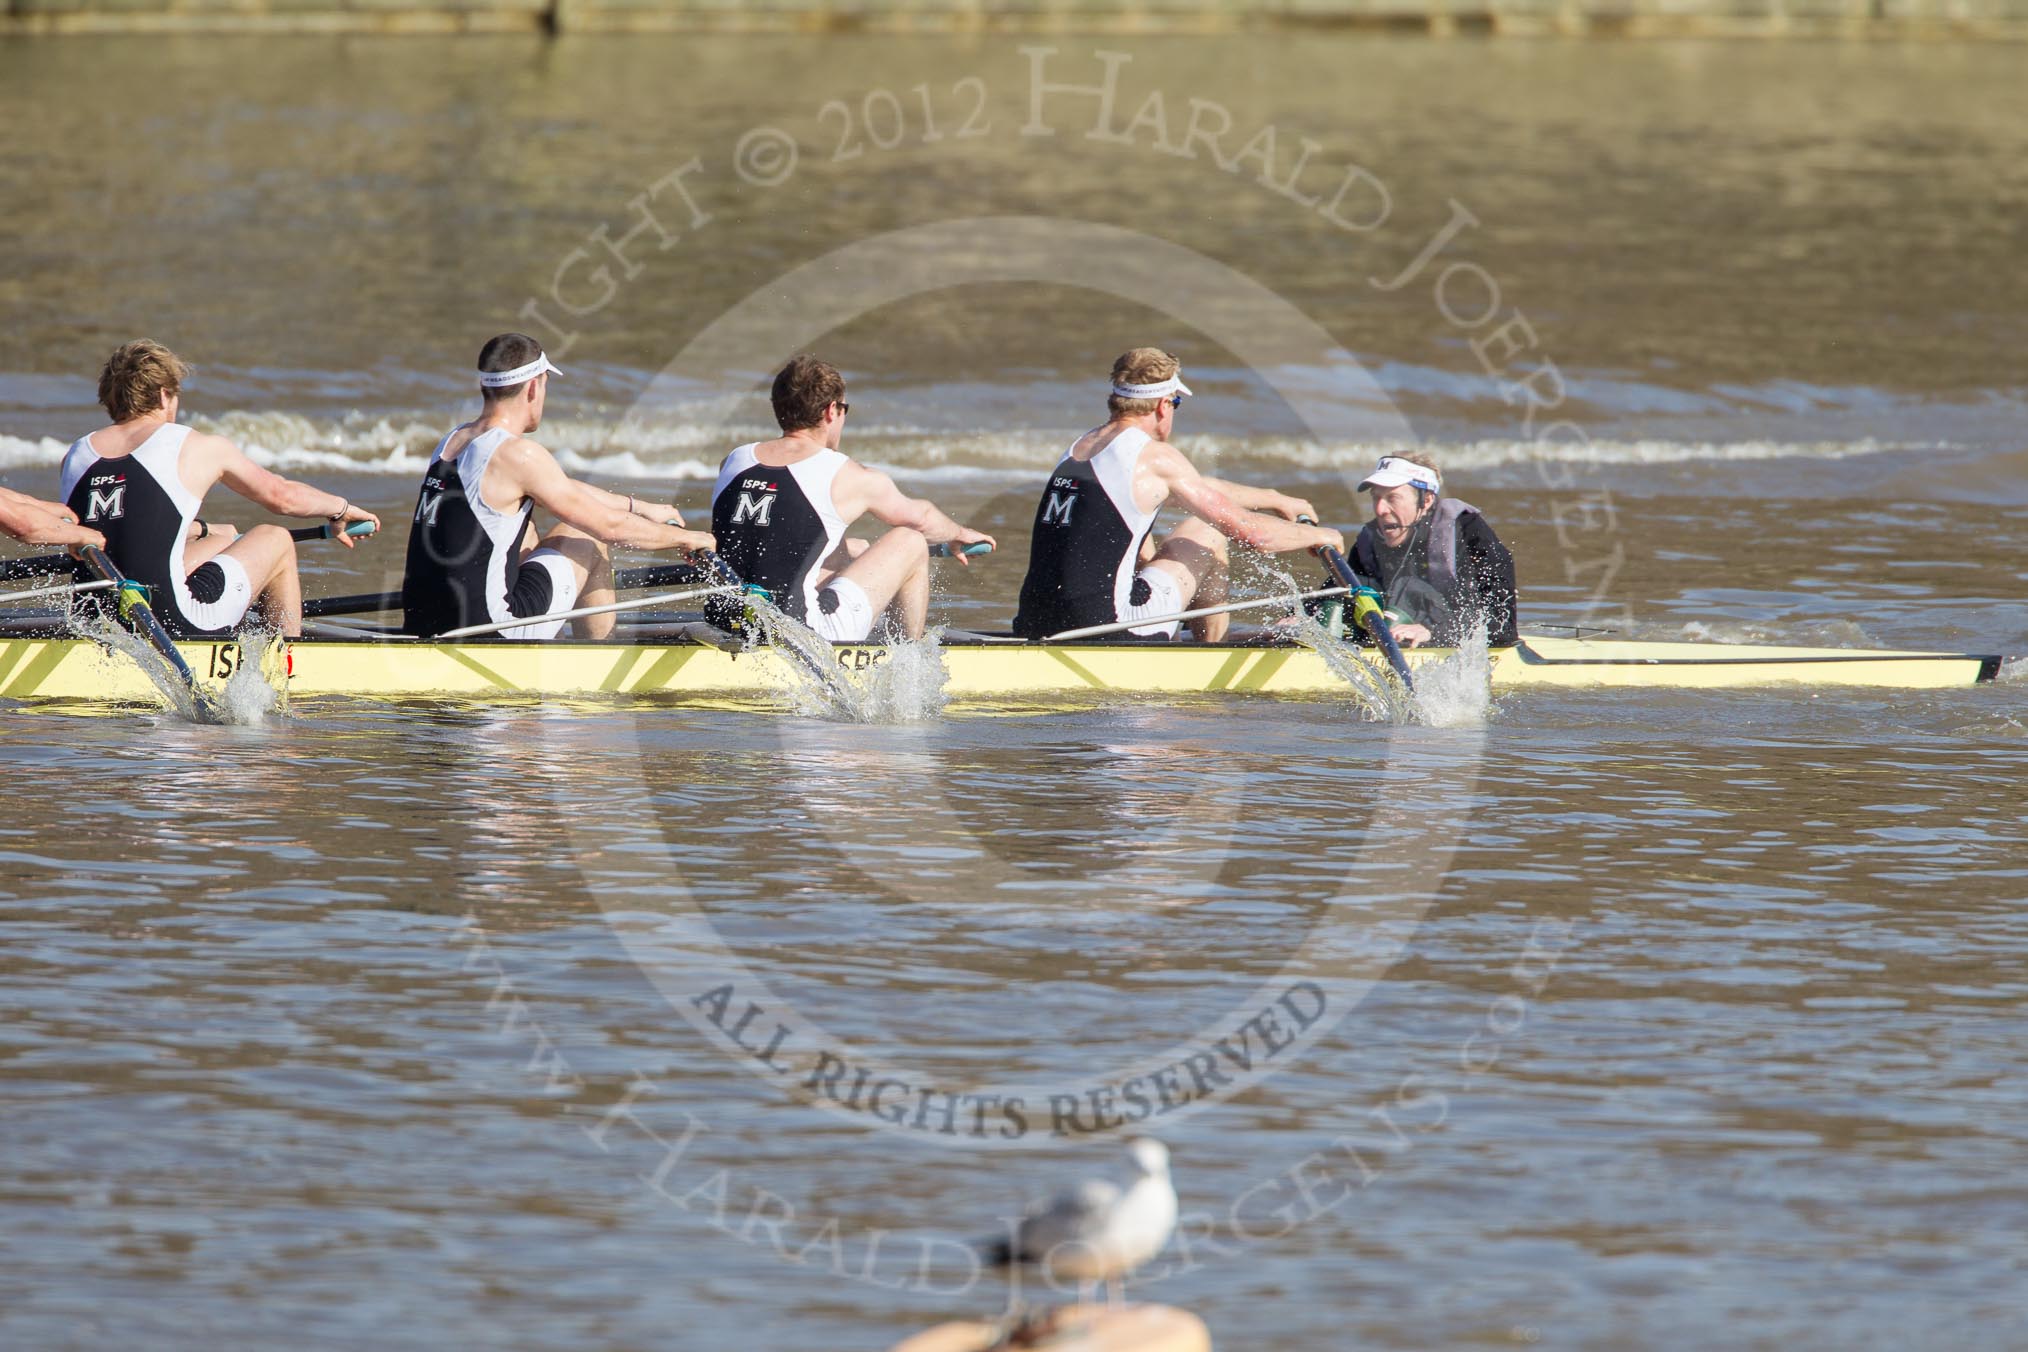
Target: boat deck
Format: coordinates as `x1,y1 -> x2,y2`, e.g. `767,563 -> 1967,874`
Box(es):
0,624 -> 2009,703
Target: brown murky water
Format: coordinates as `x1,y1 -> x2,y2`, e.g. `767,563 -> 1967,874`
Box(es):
3,33 -> 2026,1352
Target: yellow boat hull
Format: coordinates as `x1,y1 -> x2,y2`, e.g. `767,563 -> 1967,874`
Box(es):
0,632 -> 2004,705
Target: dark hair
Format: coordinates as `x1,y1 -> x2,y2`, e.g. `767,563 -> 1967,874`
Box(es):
477,332 -> 545,402
98,340 -> 189,422
771,354 -> 845,432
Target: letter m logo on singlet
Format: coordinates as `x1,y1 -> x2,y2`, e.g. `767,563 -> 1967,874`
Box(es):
732,490 -> 775,527
416,489 -> 445,527
85,484 -> 126,522
1041,490 -> 1076,527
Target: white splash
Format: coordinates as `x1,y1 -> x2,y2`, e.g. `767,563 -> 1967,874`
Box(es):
739,595 -> 949,723
1286,615 -> 1492,727
1405,621 -> 1494,728
69,609 -> 283,726
1286,614 -> 1409,723
216,626 -> 286,725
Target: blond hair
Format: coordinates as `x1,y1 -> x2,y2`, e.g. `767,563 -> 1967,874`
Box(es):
98,341 -> 189,423
1107,347 -> 1181,418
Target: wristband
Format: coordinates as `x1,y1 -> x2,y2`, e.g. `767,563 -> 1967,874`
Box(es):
195,518 -> 209,539
328,502 -> 349,522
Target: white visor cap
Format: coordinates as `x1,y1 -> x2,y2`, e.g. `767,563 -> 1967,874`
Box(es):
1111,375 -> 1194,401
1359,455 -> 1441,496
478,353 -> 563,388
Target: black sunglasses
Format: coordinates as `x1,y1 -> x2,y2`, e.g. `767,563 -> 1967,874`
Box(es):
834,400 -> 851,416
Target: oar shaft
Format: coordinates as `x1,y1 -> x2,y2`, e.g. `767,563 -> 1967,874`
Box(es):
9,522 -> 370,588
1314,546 -> 1415,689
0,553 -> 84,583
0,578 -> 113,606
1297,514 -> 1413,689
433,585 -> 735,640
305,558 -> 714,619
1044,586 -> 1348,643
79,546 -> 219,719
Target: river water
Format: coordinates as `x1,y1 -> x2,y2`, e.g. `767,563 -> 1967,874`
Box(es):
3,33 -> 2026,1352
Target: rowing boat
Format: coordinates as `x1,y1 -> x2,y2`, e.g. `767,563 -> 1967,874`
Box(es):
0,628 -> 2009,704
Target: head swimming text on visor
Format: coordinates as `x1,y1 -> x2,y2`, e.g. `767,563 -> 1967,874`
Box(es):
478,353 -> 562,388
1358,456 -> 1441,496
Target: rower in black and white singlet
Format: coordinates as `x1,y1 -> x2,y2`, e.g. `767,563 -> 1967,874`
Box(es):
60,423 -> 255,638
401,427 -> 581,639
1012,426 -> 1185,639
709,442 -> 875,641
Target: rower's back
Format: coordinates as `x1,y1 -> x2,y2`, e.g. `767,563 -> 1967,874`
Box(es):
400,427 -> 535,637
1012,425 -> 1158,638
59,422 -> 240,638
709,438 -> 850,622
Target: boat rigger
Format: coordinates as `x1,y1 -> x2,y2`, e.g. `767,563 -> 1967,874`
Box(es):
0,630 -> 2006,705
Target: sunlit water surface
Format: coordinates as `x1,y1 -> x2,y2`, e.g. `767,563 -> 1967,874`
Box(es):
3,30 -> 2028,1352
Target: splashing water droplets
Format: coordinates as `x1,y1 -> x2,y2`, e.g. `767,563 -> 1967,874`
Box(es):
1284,614 -> 1493,727
1408,622 -> 1494,728
736,594 -> 948,723
68,608 -> 283,726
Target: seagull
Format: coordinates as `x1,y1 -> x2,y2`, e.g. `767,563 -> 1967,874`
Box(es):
982,1137 -> 1179,1305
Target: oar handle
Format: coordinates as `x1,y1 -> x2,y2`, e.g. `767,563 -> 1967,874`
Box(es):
292,521 -> 378,542
1298,516 -> 1414,689
930,541 -> 994,558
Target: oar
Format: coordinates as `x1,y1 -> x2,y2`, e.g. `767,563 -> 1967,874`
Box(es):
0,578 -> 113,606
434,586 -> 736,640
1044,586 -> 1348,643
78,546 -> 222,721
2,554 -> 81,583
289,521 -> 377,542
931,542 -> 994,558
1300,516 -> 1414,690
305,558 -> 711,620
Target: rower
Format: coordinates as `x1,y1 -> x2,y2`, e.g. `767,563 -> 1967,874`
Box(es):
400,333 -> 715,640
708,355 -> 994,641
59,340 -> 380,638
1339,453 -> 1517,648
1012,348 -> 1343,641
1,486 -> 103,552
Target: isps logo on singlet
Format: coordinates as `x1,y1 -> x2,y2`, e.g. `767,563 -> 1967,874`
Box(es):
1040,475 -> 1078,527
732,476 -> 777,527
84,473 -> 127,522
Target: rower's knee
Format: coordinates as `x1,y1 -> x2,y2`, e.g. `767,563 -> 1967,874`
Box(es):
247,523 -> 295,559
886,526 -> 928,560
1180,518 -> 1228,560
546,523 -> 606,556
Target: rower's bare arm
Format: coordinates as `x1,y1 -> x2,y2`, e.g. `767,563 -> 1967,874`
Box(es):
583,482 -> 686,528
850,465 -> 996,558
1155,448 -> 1342,555
511,442 -> 713,553
1200,476 -> 1318,524
0,487 -> 103,549
207,435 -> 382,547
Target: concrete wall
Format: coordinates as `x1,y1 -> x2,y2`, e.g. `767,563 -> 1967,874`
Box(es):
6,0 -> 2028,37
